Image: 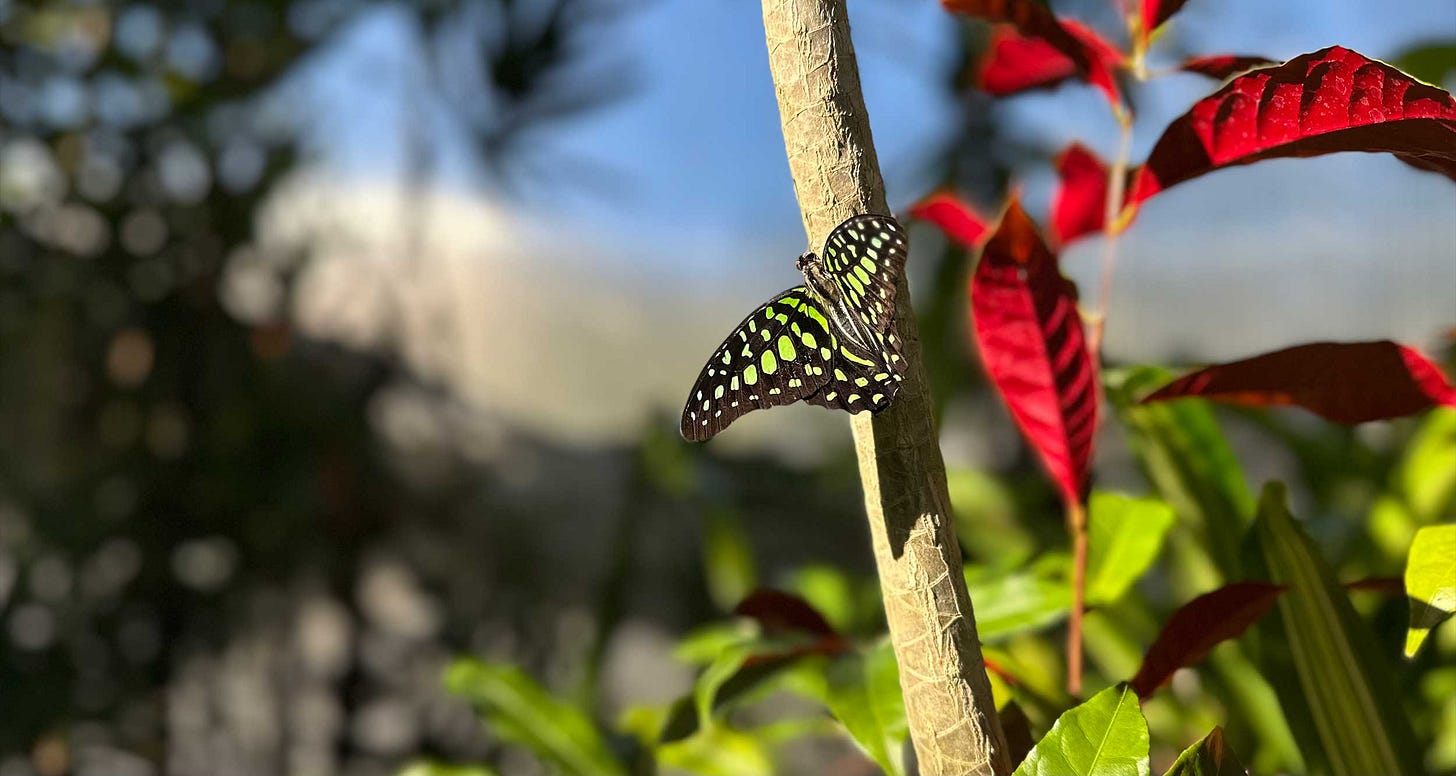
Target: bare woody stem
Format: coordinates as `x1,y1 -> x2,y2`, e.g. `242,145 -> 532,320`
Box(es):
1066,499 -> 1088,696
760,1 -> 1010,773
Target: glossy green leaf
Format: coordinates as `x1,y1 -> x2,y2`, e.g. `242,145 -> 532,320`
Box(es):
1163,727 -> 1247,776
1014,683 -> 1150,776
1245,483 -> 1423,775
1086,492 -> 1175,604
653,724 -> 776,776
966,563 -> 1072,642
1405,524 -> 1456,657
446,660 -> 626,776
823,640 -> 909,776
1106,367 -> 1252,581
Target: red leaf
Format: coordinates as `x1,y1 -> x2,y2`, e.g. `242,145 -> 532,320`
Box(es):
1131,46 -> 1456,204
970,196 -> 1097,505
946,0 -> 1124,104
734,589 -> 838,638
1179,54 -> 1278,80
1051,142 -> 1109,245
1130,582 -> 1286,698
1138,0 -> 1191,48
910,190 -> 991,247
1139,341 -> 1456,424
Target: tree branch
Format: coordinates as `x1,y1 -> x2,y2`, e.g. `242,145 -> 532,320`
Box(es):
760,1 -> 1010,773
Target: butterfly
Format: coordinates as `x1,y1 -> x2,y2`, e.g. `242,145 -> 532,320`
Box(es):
681,214 -> 909,441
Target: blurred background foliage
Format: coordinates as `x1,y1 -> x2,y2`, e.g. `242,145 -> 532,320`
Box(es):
0,0 -> 1452,775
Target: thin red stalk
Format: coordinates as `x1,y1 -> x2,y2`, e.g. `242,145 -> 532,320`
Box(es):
1067,498 -> 1088,696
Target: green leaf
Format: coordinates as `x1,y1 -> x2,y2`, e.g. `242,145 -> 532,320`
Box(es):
1405,524 -> 1456,657
446,660 -> 626,776
823,640 -> 909,776
1014,683 -> 1150,776
1162,727 -> 1247,776
1369,408 -> 1456,560
965,563 -> 1072,642
703,509 -> 757,612
1086,492 -> 1175,605
397,763 -> 500,776
1107,367 -> 1253,581
652,724 -> 776,776
1244,482 -> 1423,776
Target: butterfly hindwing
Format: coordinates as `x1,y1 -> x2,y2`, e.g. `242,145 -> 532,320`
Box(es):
681,287 -> 839,441
803,329 -> 904,413
820,214 -> 908,336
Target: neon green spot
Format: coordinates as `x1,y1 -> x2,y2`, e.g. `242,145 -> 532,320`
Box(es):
840,348 -> 874,367
748,320 -> 757,333
743,366 -> 757,386
761,329 -> 771,341
848,394 -> 861,403
860,257 -> 876,272
834,368 -> 847,381
820,348 -> 831,361
854,376 -> 868,387
804,305 -> 830,333
714,385 -> 725,399
721,351 -> 731,365
776,314 -> 788,324
873,373 -> 888,381
777,337 -> 796,361
825,392 -> 837,401
854,266 -> 871,284
872,393 -> 885,404
801,331 -> 817,348
761,351 -> 778,375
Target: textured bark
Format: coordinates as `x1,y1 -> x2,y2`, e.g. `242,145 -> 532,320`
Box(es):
760,2 -> 1011,774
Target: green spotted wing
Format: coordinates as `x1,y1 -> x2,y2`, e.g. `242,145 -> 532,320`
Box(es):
681,287 -> 839,441
802,328 -> 903,414
819,214 -> 908,335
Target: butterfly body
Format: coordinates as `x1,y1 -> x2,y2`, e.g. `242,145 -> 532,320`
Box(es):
681,214 -> 909,442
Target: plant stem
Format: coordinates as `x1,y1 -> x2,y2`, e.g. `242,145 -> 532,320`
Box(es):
1088,109 -> 1134,361
760,1 -> 1010,773
1066,498 -> 1089,696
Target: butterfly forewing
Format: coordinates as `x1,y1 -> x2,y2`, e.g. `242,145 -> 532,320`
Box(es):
681,287 -> 840,441
820,215 -> 908,335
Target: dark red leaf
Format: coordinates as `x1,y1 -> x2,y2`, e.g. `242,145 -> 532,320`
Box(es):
1131,46 -> 1456,204
1051,142 -> 1109,245
734,588 -> 838,638
1344,576 -> 1403,594
946,0 -> 1123,104
970,196 -> 1097,505
910,190 -> 991,247
1179,54 -> 1278,80
1139,341 -> 1456,424
1138,0 -> 1191,48
1130,582 -> 1286,698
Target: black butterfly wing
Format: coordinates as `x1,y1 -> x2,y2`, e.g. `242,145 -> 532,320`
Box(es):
802,329 -> 904,414
681,287 -> 841,441
819,214 -> 908,336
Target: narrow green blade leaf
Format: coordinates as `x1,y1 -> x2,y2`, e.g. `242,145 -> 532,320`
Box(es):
446,660 -> 626,776
1162,727 -> 1247,776
1013,683 -> 1150,776
1245,482 -> 1423,775
397,763 -> 500,776
1405,524 -> 1456,657
1087,492 -> 1175,604
823,640 -> 909,776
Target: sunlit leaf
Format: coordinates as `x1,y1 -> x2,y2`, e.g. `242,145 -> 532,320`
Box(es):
974,21 -> 1124,103
1245,482 -> 1423,775
1368,408 -> 1456,559
446,660 -> 626,776
971,197 -> 1097,506
1404,524 -> 1456,657
1131,47 -> 1456,204
1086,492 -> 1175,605
910,190 -> 991,247
1162,727 -> 1248,776
1129,582 -> 1284,698
1141,341 -> 1456,424
823,640 -> 909,776
397,762 -> 500,776
1137,0 -> 1192,48
704,509 -> 757,611
1014,683 -> 1150,776
653,724 -> 777,776
967,562 -> 1073,642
